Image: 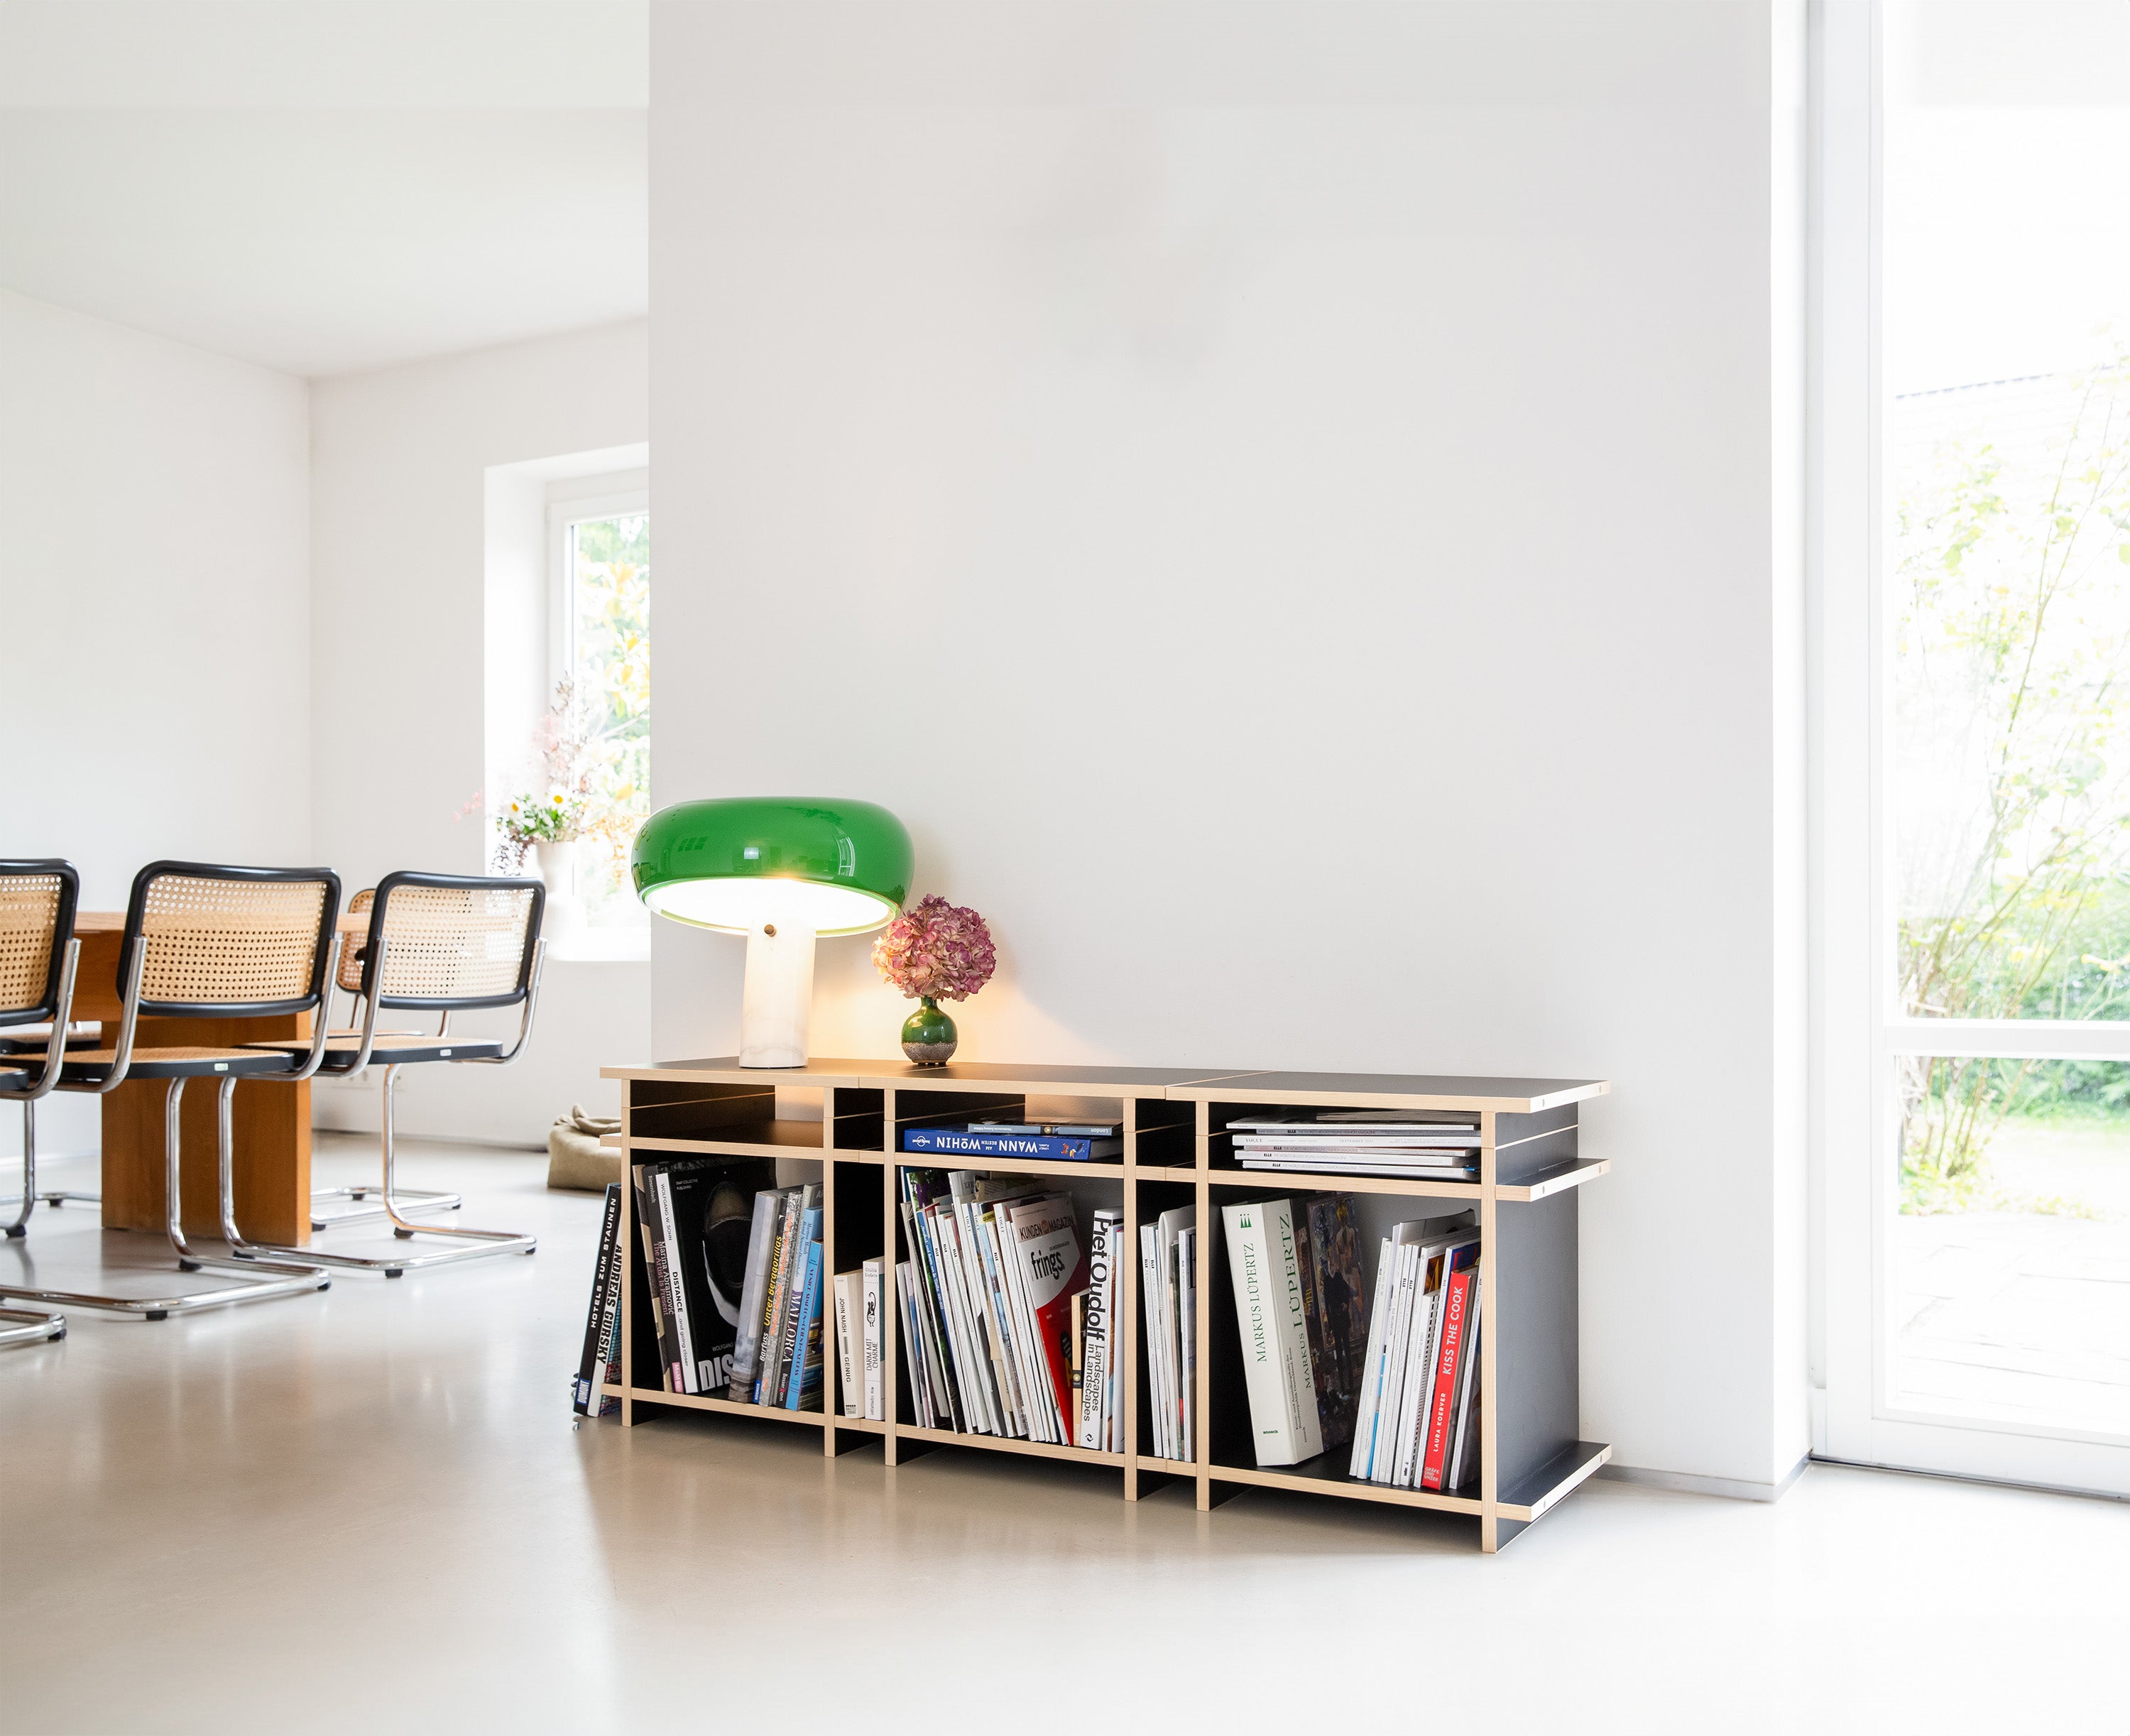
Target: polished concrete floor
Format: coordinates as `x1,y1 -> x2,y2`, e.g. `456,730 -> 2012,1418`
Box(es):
4,1135 -> 2125,1735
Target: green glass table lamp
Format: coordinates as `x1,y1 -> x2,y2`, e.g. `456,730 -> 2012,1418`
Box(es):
632,797 -> 914,1068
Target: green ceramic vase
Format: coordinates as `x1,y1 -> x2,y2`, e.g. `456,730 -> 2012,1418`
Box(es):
900,996 -> 957,1066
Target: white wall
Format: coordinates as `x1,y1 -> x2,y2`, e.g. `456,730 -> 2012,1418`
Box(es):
309,320 -> 651,1145
0,287 -> 311,1156
648,0 -> 1810,1490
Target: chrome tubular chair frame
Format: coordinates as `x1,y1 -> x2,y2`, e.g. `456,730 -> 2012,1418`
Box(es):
0,863 -> 341,1319
3,944 -> 80,1238
0,1304 -> 65,1346
233,872 -> 546,1277
1,859 -> 86,1235
305,888 -> 461,1231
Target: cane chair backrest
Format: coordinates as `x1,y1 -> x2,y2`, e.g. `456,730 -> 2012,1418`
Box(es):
338,889 -> 375,995
363,873 -> 545,1011
0,861 -> 78,1027
120,863 -> 342,1019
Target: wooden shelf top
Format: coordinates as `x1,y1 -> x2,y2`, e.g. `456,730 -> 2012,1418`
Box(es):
601,1057 -> 881,1086
880,1061 -> 1260,1092
1174,1071 -> 1609,1113
604,1059 -> 1610,1113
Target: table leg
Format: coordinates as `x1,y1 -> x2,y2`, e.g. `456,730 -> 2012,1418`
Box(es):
99,1015 -> 312,1246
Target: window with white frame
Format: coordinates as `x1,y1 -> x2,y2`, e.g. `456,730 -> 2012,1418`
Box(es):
536,473 -> 650,932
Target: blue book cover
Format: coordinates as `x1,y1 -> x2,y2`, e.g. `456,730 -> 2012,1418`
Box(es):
783,1234 -> 824,1408
902,1128 -> 1116,1162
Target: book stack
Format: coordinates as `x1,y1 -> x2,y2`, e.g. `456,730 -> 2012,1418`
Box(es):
1139,1206 -> 1196,1462
1229,1112 -> 1480,1179
1349,1216 -> 1483,1492
902,1121 -> 1123,1163
831,1262 -> 887,1421
572,1182 -> 626,1418
727,1180 -> 827,1409
1222,1198 -> 1465,1480
895,1168 -> 1122,1449
628,1157 -> 785,1399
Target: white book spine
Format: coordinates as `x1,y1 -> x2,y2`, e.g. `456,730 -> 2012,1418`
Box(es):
834,1272 -> 862,1416
1222,1201 -> 1302,1467
1372,1245 -> 1420,1482
929,1206 -> 988,1432
1266,1201 -> 1323,1461
994,1205 -> 1052,1443
902,1204 -> 954,1424
986,1206 -> 1039,1439
1179,1226 -> 1198,1464
949,1209 -> 1002,1435
1394,1270 -> 1443,1487
1080,1212 -> 1115,1451
1350,1238 -> 1397,1476
1140,1223 -> 1170,1459
993,1204 -> 1052,1443
958,1199 -> 1019,1436
1155,1223 -> 1180,1460
1103,1218 -> 1122,1450
862,1258 -> 885,1421
896,1261 -> 935,1428
961,1211 -> 1012,1436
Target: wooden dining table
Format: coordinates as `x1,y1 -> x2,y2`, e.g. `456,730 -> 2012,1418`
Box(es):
69,911 -> 367,1247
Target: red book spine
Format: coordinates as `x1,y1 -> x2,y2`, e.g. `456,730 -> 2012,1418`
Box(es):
1419,1269 -> 1471,1490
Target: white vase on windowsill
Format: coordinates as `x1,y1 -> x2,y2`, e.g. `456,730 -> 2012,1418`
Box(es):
533,839 -> 587,943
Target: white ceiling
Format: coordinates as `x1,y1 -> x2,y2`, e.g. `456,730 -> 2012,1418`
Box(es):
0,0 -> 648,377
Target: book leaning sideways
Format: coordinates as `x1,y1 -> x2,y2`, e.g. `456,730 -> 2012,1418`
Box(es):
1220,1199 -> 1323,1467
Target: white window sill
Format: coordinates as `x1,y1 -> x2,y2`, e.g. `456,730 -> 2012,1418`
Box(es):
546,928 -> 650,963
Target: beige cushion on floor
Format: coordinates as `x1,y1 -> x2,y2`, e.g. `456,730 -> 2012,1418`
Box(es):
546,1104 -> 622,1191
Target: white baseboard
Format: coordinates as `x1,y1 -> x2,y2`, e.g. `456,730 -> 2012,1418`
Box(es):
1596,1454 -> 1810,1504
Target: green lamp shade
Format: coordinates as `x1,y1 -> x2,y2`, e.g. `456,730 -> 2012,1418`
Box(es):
632,797 -> 914,937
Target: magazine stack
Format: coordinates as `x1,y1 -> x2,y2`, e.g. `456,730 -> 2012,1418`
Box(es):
1348,1213 -> 1482,1491
895,1167 -> 1122,1449
1229,1112 -> 1479,1178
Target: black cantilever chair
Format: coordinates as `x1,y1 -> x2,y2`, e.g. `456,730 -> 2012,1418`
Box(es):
0,860 -> 97,1216
0,862 -> 342,1320
1,860 -> 82,1241
234,870 -> 547,1278
0,861 -> 81,1341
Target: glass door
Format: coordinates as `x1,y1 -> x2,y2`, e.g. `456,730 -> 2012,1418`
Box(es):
1822,0 -> 2130,1495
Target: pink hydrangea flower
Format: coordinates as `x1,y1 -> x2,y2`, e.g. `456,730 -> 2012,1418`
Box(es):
872,895 -> 996,1002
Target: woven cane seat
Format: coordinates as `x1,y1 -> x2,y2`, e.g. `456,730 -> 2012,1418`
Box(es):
0,1022 -> 97,1054
58,1044 -> 302,1083
241,1034 -> 505,1071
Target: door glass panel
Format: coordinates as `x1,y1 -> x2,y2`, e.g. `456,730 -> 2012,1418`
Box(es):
1884,0 -> 2130,1024
1893,1057 -> 2130,1438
